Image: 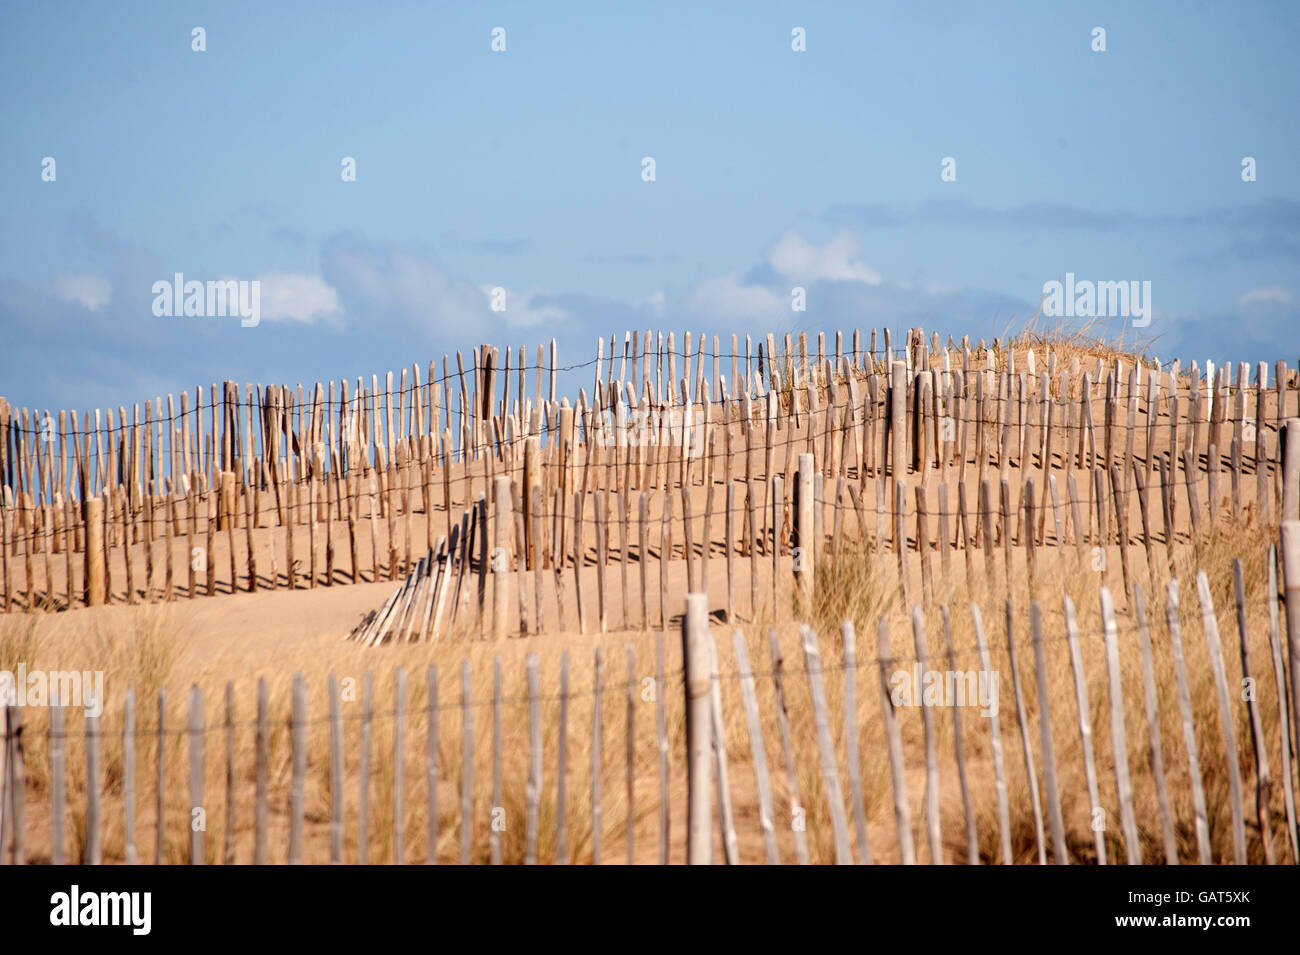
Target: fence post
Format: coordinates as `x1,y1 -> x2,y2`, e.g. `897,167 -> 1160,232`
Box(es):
83,496 -> 105,606
493,476 -> 511,636
796,454 -> 815,602
891,361 -> 907,480
3,704 -> 23,864
1282,419 -> 1300,521
682,592 -> 712,864
1281,521 -> 1300,790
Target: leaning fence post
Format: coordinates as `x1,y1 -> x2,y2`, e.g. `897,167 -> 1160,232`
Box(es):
682,592 -> 713,864
1165,579 -> 1214,864
1281,419 -> 1300,521
802,623 -> 853,864
1283,521 -> 1300,791
1195,571 -> 1247,864
5,704 -> 25,864
875,616 -> 916,864
795,454 -> 815,604
0,701 -> 7,860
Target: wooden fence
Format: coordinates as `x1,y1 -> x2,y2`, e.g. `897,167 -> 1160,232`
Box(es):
4,538 -> 1300,864
2,327 -> 1297,628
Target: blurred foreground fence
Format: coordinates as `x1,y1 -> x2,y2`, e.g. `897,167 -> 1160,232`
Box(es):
5,537 -> 1300,864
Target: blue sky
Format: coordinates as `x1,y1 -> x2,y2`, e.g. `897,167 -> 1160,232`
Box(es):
2,0 -> 1298,413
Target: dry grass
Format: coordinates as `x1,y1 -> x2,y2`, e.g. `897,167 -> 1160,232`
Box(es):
3,506 -> 1293,865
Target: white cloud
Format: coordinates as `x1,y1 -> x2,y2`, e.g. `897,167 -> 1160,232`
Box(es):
768,231 -> 881,285
254,272 -> 342,323
1236,285 -> 1293,308
638,289 -> 666,318
324,245 -> 488,333
49,272 -> 112,311
685,272 -> 787,321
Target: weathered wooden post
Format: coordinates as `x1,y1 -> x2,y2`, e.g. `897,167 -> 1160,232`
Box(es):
523,436 -> 541,569
891,361 -> 908,480
1281,521 -> 1300,781
1282,418 -> 1300,521
796,453 -> 815,603
219,469 -> 236,532
493,476 -> 511,636
682,592 -> 712,864
83,496 -> 105,606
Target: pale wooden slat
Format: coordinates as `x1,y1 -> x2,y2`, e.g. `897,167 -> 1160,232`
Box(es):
1282,524 -> 1300,863
1062,594 -> 1107,864
85,706 -> 99,864
655,630 -> 669,865
154,687 -> 166,865
490,659 -> 501,865
840,621 -> 872,864
1003,598 -> 1046,865
289,673 -> 306,864
188,684 -> 204,865
971,603 -> 1012,863
1133,584 -> 1179,864
556,650 -> 570,865
254,678 -> 268,865
122,688 -> 136,865
625,642 -> 635,865
50,691 -> 66,865
459,660 -> 473,865
591,646 -> 604,864
328,672 -> 343,864
359,670 -> 373,864
1231,560 -> 1275,864
1194,571 -> 1247,863
875,616 -> 916,864
1029,601 -> 1067,864
393,667 -> 407,864
707,630 -> 739,864
940,606 -> 979,864
6,705 -> 25,864
911,607 -> 943,864
683,593 -> 712,864
426,664 -> 439,865
525,654 -> 541,865
733,629 -> 779,864
1265,547 -> 1300,862
767,627 -> 810,865
1164,580 -> 1214,863
1099,588 -> 1142,863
